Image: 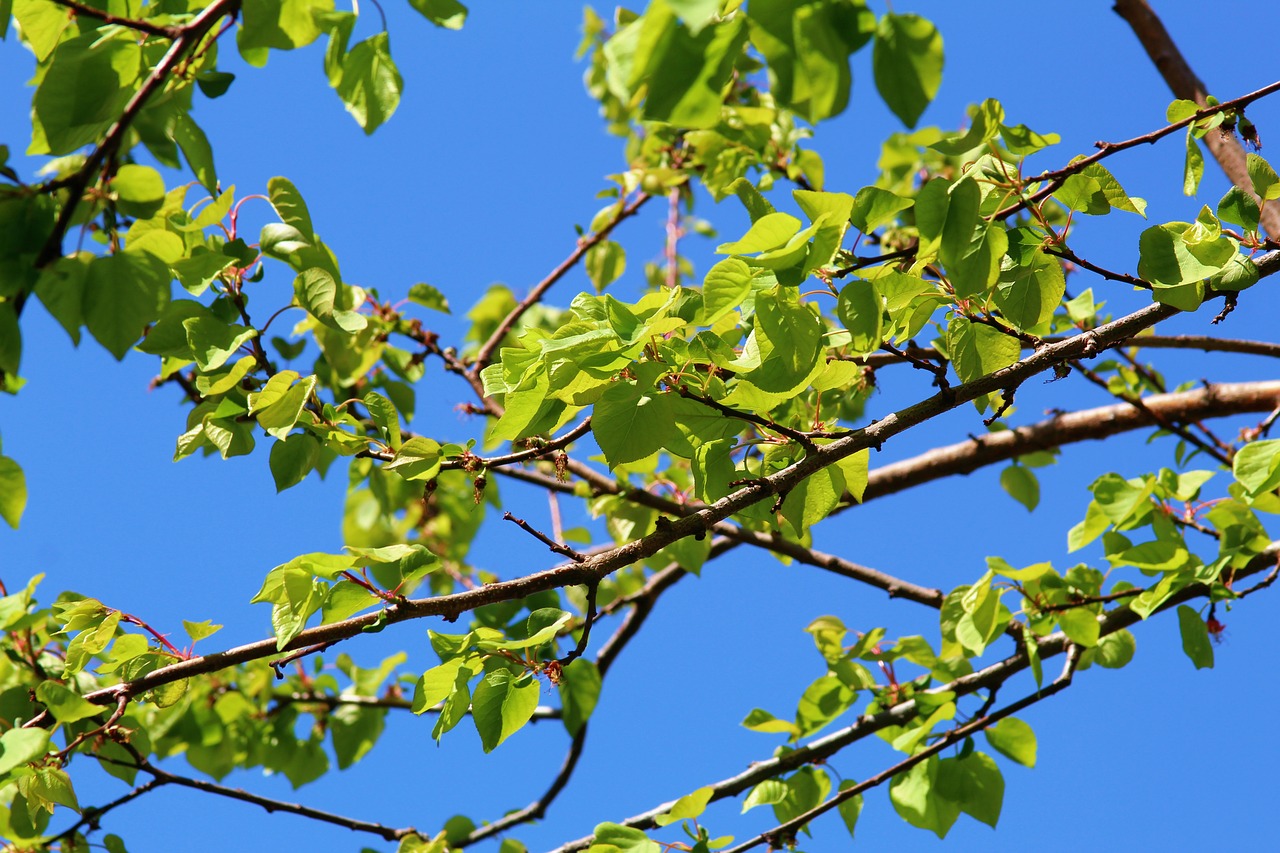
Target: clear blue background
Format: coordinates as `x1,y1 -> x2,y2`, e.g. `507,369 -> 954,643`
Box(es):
2,2 -> 1279,851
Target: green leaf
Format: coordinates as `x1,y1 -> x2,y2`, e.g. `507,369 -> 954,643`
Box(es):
334,33 -> 403,133
1176,605 -> 1214,669
983,717 -> 1036,767
700,257 -> 753,325
471,669 -> 540,752
294,268 -> 367,332
592,377 -> 676,467
590,823 -> 660,853
1057,608 -> 1100,647
559,658 -> 601,736
11,0 -> 67,61
930,99 -> 1002,156
946,315 -> 1020,385
412,658 -> 467,713
890,757 -> 960,839
586,240 -> 626,292
35,681 -> 103,724
835,780 -> 864,839
364,392 -> 402,451
746,0 -> 875,122
639,16 -> 747,129
0,455 -> 26,529
33,34 -> 141,155
268,177 -> 316,241
196,70 -> 236,99
850,186 -> 913,233
83,253 -> 172,360
408,282 -> 451,313
0,728 -> 51,776
238,0 -> 332,55
741,708 -> 802,738
1094,628 -> 1136,669
1000,465 -> 1039,511
654,786 -> 714,827
873,13 -> 944,128
716,212 -> 802,254
182,620 -> 223,643
1137,221 -> 1233,290
408,0 -> 467,28
993,249 -> 1065,331
836,278 -> 883,356
171,113 -> 219,195
182,316 -> 257,372
1183,132 -> 1204,195
270,432 -> 321,492
780,466 -> 843,538
111,165 -> 166,219
936,751 -> 1003,828
1246,153 -> 1280,201
742,779 -> 788,812
1233,439 -> 1280,496
385,437 -> 444,481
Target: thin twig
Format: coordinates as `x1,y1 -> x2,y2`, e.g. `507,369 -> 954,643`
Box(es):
721,648 -> 1082,853
469,193 -> 650,376
991,78 -> 1280,221
49,0 -> 182,37
503,512 -> 587,562
557,583 -> 599,666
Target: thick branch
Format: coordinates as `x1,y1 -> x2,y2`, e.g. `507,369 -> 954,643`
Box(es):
862,379 -> 1280,502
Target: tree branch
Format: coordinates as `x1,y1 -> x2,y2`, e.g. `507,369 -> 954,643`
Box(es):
991,79 -> 1280,221
34,0 -> 243,269
1113,0 -> 1280,238
469,192 -> 650,375
721,649 -> 1083,853
548,543 -> 1280,853
49,0 -> 182,38
62,266 -> 1278,716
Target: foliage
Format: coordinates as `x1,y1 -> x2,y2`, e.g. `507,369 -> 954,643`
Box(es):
0,1 -> 1278,851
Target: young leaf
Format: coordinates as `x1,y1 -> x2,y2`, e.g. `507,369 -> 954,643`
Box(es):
471,669 -> 540,752
983,717 -> 1036,767
873,13 -> 944,128
1176,605 -> 1214,669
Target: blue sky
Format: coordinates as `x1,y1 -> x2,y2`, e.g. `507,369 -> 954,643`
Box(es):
3,1 -> 1279,850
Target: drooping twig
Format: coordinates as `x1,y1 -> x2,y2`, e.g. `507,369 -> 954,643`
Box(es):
1045,245 -> 1152,290
50,777 -> 167,845
1069,360 -> 1232,465
98,740 -> 420,842
676,386 -> 820,449
557,582 -> 599,666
